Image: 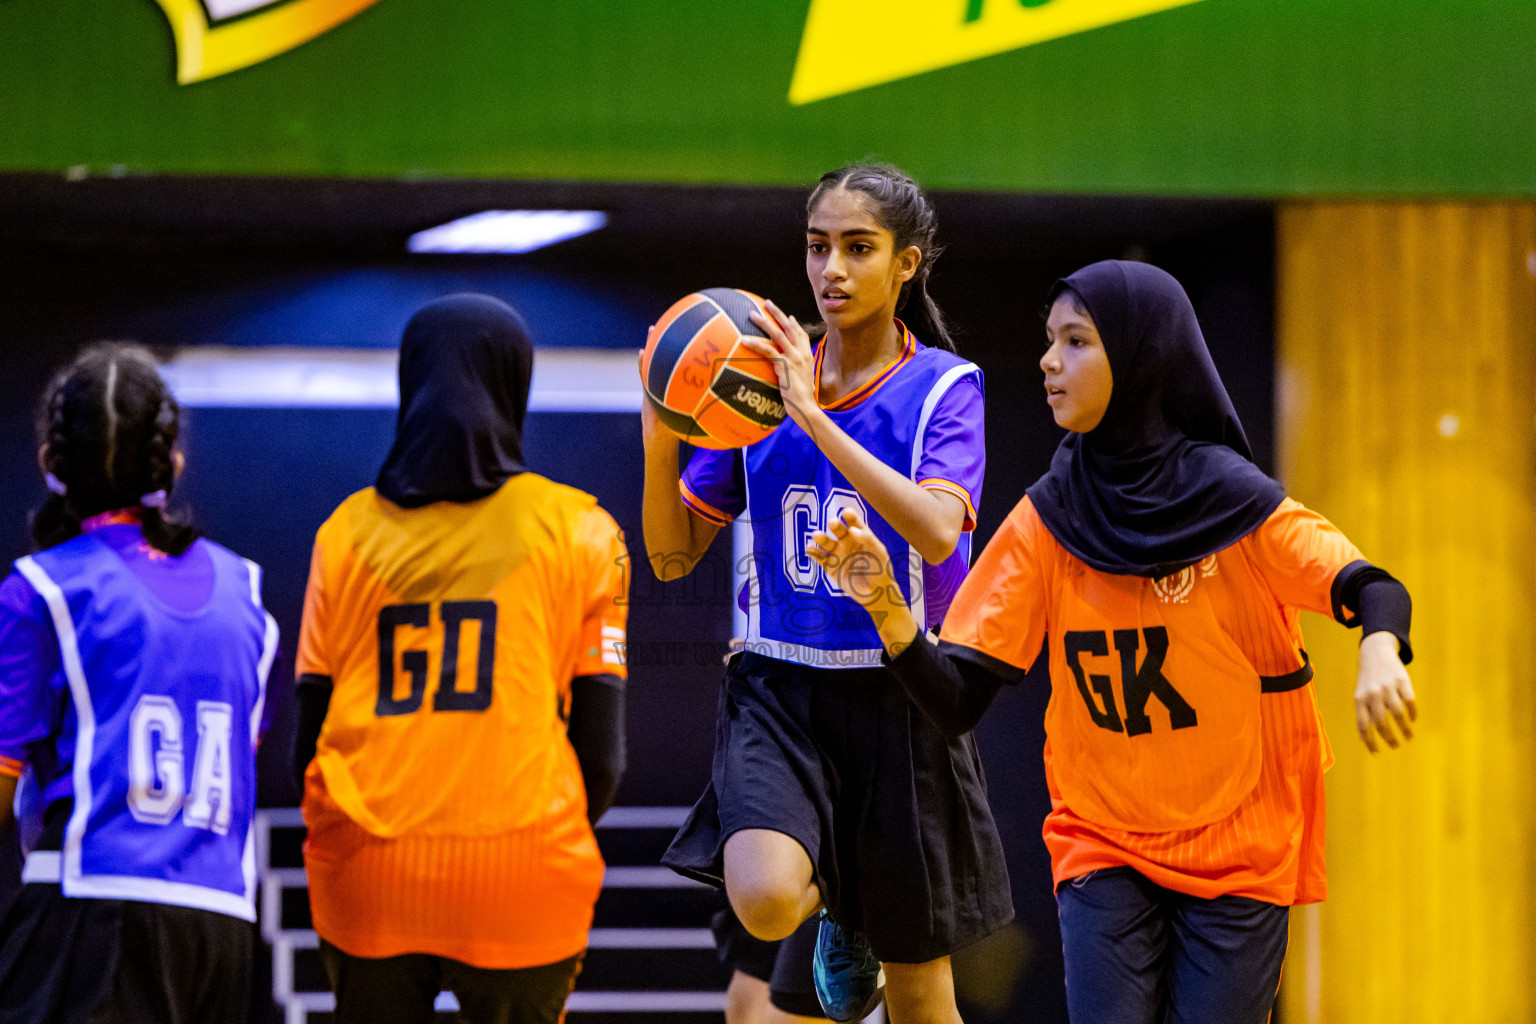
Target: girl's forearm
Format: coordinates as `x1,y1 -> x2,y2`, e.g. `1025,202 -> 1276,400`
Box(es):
803,408 -> 962,565
0,773 -> 16,829
865,582 -> 920,656
640,441 -> 714,580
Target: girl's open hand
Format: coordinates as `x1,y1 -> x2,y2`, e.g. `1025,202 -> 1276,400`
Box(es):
742,301 -> 819,432
806,508 -> 897,611
1355,631 -> 1417,753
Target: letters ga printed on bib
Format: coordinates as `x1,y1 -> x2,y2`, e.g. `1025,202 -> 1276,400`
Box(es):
789,0 -> 1210,104
152,0 -> 383,84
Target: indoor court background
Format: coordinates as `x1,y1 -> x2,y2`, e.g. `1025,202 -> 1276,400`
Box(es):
1,2 -> 1533,1022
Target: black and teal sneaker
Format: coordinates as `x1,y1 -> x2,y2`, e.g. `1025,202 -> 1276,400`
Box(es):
812,909 -> 885,1023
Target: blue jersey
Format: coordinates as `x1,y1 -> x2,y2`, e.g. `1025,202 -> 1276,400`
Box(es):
682,325 -> 985,668
8,531 -> 275,921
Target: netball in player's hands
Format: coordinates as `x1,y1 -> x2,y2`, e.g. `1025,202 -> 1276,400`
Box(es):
739,300 -> 816,431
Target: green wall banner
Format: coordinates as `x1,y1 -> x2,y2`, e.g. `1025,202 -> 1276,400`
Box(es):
0,0 -> 1531,196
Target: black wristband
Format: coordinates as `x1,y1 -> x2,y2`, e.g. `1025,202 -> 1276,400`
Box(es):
1333,560 -> 1413,664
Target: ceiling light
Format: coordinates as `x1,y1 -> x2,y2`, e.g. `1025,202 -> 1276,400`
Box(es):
158,346 -> 641,411
407,210 -> 607,254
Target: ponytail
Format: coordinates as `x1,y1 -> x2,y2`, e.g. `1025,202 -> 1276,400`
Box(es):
139,390 -> 197,556
31,381 -> 81,549
29,494 -> 80,553
899,275 -> 957,354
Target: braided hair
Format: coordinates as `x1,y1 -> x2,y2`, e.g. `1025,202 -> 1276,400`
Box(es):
32,343 -> 198,555
807,163 -> 957,352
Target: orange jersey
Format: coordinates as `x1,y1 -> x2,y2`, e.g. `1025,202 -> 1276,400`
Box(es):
297,474 -> 628,967
943,497 -> 1362,906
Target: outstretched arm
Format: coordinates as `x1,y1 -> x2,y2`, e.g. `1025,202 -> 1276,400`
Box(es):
1346,567 -> 1417,753
1249,503 -> 1419,755
807,509 -> 1005,736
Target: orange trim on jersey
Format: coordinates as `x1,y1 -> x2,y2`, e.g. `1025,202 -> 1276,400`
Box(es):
679,480 -> 735,526
814,320 -> 917,412
920,478 -> 978,532
0,755 -> 23,779
81,509 -> 141,533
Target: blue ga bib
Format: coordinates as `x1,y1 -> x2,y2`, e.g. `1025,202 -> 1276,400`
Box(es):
15,534 -> 275,920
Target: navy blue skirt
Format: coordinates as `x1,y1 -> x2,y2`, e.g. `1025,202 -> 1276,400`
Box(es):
0,882 -> 252,1024
663,651 -> 1013,964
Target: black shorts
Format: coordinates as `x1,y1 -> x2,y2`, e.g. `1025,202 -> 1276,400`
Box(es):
664,651 -> 1014,964
711,904 -> 824,1018
0,883 -> 253,1024
320,940 -> 582,1024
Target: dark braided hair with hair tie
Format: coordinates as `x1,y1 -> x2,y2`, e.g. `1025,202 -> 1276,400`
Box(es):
807,162 -> 957,352
32,343 -> 199,555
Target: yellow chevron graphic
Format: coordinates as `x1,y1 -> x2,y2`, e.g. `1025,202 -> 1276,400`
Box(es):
152,0 -> 383,84
789,0 -> 1210,105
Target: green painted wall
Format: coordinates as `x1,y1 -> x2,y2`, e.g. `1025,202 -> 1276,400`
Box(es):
0,0 -> 1531,195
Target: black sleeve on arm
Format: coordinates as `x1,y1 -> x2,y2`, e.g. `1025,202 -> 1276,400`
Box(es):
292,673 -> 333,795
882,636 -> 1021,737
1332,560 -> 1414,664
568,673 -> 627,824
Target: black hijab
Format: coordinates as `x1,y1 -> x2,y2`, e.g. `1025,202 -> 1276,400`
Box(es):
375,294 -> 532,508
1026,260 -> 1285,578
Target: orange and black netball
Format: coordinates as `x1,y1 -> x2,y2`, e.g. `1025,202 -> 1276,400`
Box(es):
640,288 -> 787,449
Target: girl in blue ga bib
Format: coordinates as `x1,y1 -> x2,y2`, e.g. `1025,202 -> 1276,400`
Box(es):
0,345 -> 277,1024
643,165 -> 1012,1024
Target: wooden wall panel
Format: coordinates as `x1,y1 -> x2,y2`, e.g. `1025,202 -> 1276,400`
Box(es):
1276,203 -> 1536,1024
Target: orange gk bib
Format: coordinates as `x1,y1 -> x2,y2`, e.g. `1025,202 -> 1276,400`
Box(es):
1044,556 -> 1263,833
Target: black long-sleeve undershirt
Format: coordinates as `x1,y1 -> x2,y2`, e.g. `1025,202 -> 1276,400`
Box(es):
566,673 -> 627,823
884,638 -> 1011,738
291,671 -> 627,823
292,674 -> 331,794
886,560 -> 1413,739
